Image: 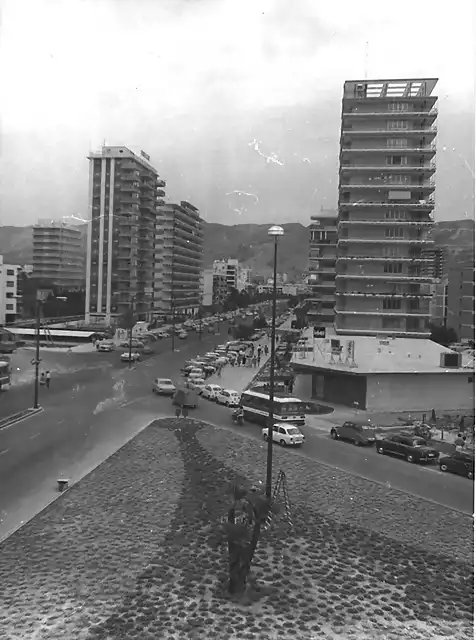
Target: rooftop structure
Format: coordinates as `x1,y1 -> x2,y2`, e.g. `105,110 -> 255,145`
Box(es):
336,78 -> 438,338
85,146 -> 162,324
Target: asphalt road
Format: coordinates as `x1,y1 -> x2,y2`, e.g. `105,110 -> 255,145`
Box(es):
0,312 -> 473,544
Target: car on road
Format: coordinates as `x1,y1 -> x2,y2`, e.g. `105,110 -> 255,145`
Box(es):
121,340 -> 144,349
120,352 -> 141,363
330,421 -> 377,446
188,369 -> 205,379
215,389 -> 240,407
178,331 -> 188,339
375,434 -> 440,464
262,423 -> 305,447
97,341 -> 115,352
156,331 -> 170,339
201,384 -> 223,400
439,451 -> 475,480
153,378 -> 176,395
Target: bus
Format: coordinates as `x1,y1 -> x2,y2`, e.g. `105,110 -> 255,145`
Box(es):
240,389 -> 306,426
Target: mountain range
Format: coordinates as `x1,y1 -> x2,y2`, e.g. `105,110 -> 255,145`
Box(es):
0,219 -> 473,281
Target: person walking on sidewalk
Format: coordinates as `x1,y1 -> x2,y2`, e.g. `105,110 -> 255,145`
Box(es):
242,353 -> 247,367
45,370 -> 52,389
264,344 -> 269,356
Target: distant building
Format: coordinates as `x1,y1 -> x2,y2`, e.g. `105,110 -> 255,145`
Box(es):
0,256 -> 21,325
429,277 -> 448,326
335,78 -> 438,338
154,201 -> 204,317
213,275 -> 228,306
202,268 -> 214,307
213,259 -> 240,290
85,146 -> 162,324
306,209 -> 338,326
447,267 -> 475,340
33,220 -> 84,289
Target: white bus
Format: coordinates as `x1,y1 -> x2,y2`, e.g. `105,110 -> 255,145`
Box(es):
240,389 -> 306,426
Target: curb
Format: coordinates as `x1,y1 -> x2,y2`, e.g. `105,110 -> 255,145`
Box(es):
0,407 -> 44,432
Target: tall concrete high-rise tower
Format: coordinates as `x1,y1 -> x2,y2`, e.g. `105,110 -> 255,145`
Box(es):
335,78 -> 438,337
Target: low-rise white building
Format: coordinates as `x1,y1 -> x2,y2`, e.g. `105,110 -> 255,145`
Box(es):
0,256 -> 21,326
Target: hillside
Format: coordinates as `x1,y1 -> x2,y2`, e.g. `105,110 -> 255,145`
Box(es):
0,219 -> 473,279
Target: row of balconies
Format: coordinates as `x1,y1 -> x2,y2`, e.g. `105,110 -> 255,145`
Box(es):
335,272 -> 434,282
341,125 -> 437,137
342,107 -> 438,118
341,143 -> 436,155
335,291 -> 432,299
334,308 -> 429,317
337,238 -> 433,246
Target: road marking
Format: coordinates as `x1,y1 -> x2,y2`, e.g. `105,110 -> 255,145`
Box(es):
29,433 -> 40,440
0,449 -> 9,456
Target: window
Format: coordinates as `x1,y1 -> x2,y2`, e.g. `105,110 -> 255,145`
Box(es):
382,317 -> 400,329
386,155 -> 408,166
387,120 -> 408,130
385,227 -> 405,238
387,139 -> 408,148
6,280 -> 14,287
382,246 -> 400,257
6,269 -> 15,276
387,175 -> 410,184
389,103 -> 409,112
383,298 -> 401,309
6,304 -> 14,310
384,262 -> 403,274
385,210 -> 407,220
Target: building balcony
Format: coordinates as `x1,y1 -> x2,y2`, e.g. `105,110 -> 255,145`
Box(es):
121,170 -> 141,180
335,291 -> 432,299
338,218 -> 433,226
340,163 -> 436,174
339,200 -> 434,210
156,179 -> 166,188
335,273 -> 434,282
341,126 -> 437,138
120,184 -> 140,193
342,108 -> 438,119
156,189 -> 165,198
337,237 -> 434,245
334,309 -> 429,317
339,183 -> 435,192
121,162 -> 139,171
341,144 -> 436,155
336,255 -> 433,263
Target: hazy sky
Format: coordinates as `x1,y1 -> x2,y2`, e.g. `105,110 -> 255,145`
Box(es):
1,0 -> 474,226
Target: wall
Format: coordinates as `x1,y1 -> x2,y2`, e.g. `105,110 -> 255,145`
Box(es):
366,372 -> 475,412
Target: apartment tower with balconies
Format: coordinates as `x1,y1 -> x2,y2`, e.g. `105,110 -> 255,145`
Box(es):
32,220 -> 84,289
154,201 -> 204,317
85,146 -> 164,324
306,209 -> 338,325
335,78 -> 438,337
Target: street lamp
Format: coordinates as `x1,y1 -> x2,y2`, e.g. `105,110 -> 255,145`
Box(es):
265,225 -> 284,500
33,289 -> 49,409
128,295 -> 136,369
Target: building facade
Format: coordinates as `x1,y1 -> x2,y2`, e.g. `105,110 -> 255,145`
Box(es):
0,256 -> 21,325
429,277 -> 448,326
32,220 -> 84,289
306,209 -> 338,326
447,267 -> 475,341
202,268 -> 214,307
154,201 -> 204,317
335,78 -> 438,338
85,146 -> 163,324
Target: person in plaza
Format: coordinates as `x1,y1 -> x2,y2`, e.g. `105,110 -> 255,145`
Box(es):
45,371 -> 51,389
455,433 -> 465,450
40,372 -> 46,386
242,353 -> 247,367
257,346 -> 262,363
251,355 -> 257,368
264,344 -> 269,356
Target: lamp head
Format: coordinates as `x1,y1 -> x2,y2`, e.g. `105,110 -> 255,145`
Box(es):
268,225 -> 284,237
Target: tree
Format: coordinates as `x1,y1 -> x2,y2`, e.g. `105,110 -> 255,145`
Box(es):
209,483 -> 279,598
253,314 -> 268,330
430,323 -> 458,347
118,308 -> 137,331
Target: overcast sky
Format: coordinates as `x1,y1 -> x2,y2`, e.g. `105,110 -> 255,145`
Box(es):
0,0 -> 474,226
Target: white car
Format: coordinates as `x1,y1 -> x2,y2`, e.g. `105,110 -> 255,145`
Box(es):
97,341 -> 114,352
201,384 -> 223,400
215,389 -> 240,407
178,331 -> 188,339
187,377 -> 206,392
153,378 -> 176,395
262,424 -> 305,447
188,370 -> 205,380
120,352 -> 140,362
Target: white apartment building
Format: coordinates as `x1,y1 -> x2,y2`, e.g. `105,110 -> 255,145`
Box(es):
0,256 -> 21,326
202,268 -> 214,306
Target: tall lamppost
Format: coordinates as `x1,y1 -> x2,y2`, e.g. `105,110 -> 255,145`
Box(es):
265,225 -> 284,500
32,289 -> 49,409
128,295 -> 136,369
171,217 -> 176,353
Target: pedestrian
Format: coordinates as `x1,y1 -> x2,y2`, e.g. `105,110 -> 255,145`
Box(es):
242,354 -> 247,367
289,379 -> 294,394
40,372 -> 46,386
455,433 -> 464,450
264,344 -> 269,356
217,364 -> 222,378
45,370 -> 51,389
252,355 -> 257,368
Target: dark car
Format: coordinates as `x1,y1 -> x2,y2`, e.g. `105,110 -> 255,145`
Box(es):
331,421 -> 377,446
375,434 -> 439,464
439,451 -> 475,480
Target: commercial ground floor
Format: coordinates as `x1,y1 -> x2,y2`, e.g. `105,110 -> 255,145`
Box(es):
292,364 -> 474,412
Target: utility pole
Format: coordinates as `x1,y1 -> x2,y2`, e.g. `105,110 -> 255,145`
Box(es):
128,296 -> 134,369
33,292 -> 43,409
171,216 -> 176,353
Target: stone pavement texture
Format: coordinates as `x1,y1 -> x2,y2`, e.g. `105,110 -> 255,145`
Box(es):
0,418 -> 472,640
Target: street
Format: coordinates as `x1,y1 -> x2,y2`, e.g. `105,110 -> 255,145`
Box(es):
0,316 -> 473,543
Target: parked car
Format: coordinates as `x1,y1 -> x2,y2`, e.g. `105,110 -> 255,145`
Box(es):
375,434 -> 440,464
178,331 -> 188,339
97,341 -> 114,352
439,451 -> 475,480
215,389 -> 240,407
262,423 -> 305,447
187,378 -> 206,393
120,352 -> 141,363
153,378 -> 176,395
121,340 -> 144,349
330,421 -> 377,446
201,384 -> 223,400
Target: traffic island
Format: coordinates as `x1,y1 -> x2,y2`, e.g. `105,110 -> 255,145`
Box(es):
0,406 -> 43,430
0,418 -> 472,640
